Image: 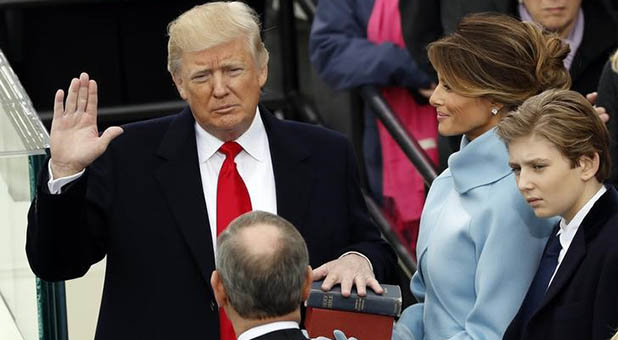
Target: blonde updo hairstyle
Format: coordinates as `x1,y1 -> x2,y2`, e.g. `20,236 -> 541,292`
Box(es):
167,1 -> 269,76
428,13 -> 571,111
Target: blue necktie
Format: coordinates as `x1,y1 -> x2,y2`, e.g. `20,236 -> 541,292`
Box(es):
519,227 -> 562,323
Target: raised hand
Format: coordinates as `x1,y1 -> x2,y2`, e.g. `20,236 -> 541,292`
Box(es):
49,72 -> 123,178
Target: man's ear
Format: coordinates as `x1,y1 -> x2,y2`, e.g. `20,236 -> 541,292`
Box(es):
579,153 -> 600,181
258,62 -> 268,88
301,266 -> 313,301
172,73 -> 187,100
211,270 -> 227,308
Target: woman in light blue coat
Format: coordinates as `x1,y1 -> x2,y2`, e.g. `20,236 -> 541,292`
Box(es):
392,14 -> 571,340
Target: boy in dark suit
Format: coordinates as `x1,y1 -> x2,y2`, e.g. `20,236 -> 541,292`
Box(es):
497,89 -> 618,340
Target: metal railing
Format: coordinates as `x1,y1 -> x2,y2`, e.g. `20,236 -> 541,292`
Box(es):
360,86 -> 438,186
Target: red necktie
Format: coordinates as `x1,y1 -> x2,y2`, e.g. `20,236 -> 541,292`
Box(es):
216,141 -> 252,340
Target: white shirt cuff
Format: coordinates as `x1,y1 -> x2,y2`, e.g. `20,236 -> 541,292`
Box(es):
47,161 -> 85,194
339,251 -> 373,273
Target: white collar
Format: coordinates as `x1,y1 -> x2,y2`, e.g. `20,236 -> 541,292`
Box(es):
558,186 -> 607,248
195,106 -> 267,163
237,321 -> 300,340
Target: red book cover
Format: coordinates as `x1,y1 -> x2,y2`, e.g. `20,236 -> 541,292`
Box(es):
305,307 -> 394,340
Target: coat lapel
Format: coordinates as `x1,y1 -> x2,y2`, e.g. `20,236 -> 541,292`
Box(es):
154,108 -> 215,285
261,107 -> 312,232
540,227 -> 586,307
536,186 -> 617,312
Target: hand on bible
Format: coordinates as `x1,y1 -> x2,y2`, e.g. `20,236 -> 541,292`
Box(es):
312,253 -> 383,297
49,72 -> 123,178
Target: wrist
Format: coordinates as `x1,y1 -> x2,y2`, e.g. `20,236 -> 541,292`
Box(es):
50,160 -> 84,179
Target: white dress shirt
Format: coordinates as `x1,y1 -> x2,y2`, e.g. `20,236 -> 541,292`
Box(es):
195,107 -> 277,255
548,185 -> 607,287
237,321 -> 302,340
48,108 -> 277,256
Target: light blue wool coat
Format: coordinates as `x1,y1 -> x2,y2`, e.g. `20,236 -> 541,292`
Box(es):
394,128 -> 556,340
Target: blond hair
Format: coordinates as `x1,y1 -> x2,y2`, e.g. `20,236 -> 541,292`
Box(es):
428,13 -> 571,110
167,1 -> 269,75
496,89 -> 611,182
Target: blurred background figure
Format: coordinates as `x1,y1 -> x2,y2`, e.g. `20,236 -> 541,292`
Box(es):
597,50 -> 618,186
309,0 -> 439,257
498,89 -> 618,340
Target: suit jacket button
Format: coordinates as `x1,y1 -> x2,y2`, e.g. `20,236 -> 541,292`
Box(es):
210,300 -> 216,311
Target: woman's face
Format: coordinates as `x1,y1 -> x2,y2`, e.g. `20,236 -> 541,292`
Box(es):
508,134 -> 589,222
429,75 -> 499,140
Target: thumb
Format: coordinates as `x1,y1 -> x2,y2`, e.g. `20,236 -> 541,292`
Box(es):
311,263 -> 329,281
98,126 -> 124,151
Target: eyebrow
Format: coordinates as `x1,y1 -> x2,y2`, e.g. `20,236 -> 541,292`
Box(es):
509,158 -> 550,167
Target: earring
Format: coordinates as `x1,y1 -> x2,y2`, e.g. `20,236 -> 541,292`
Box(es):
491,108 -> 499,115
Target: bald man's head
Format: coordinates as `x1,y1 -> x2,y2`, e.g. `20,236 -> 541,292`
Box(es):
214,211 -> 310,319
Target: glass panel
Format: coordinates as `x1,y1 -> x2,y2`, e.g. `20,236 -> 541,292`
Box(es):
0,49 -> 49,158
0,155 -> 38,340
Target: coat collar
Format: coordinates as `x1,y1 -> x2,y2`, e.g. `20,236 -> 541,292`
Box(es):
448,128 -> 512,194
154,107 -> 215,286
537,186 -> 618,312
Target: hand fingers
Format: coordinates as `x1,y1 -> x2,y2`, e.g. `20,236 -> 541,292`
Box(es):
76,72 -> 90,112
311,264 -> 329,281
586,91 -> 598,105
64,78 -> 80,114
321,271 -> 339,292
97,126 -> 124,153
594,105 -> 609,123
53,89 -> 65,119
339,276 -> 353,297
354,276 -> 367,296
366,277 -> 384,295
86,79 -> 98,117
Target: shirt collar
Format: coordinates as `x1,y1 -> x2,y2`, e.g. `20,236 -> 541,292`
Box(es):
518,3 -> 584,70
237,321 -> 300,340
449,128 -> 512,194
195,107 -> 267,163
558,185 -> 607,247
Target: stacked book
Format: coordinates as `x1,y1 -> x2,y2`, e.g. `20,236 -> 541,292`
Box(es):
304,280 -> 402,340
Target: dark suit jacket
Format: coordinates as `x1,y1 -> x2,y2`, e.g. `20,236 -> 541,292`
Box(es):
503,186 -> 618,340
252,328 -> 308,340
26,106 -> 396,340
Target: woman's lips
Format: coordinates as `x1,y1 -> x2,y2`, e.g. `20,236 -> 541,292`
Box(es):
437,111 -> 449,120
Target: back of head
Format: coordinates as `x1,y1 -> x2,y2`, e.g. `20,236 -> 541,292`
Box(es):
216,211 -> 309,320
428,13 -> 571,109
167,1 -> 269,75
496,89 -> 611,182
